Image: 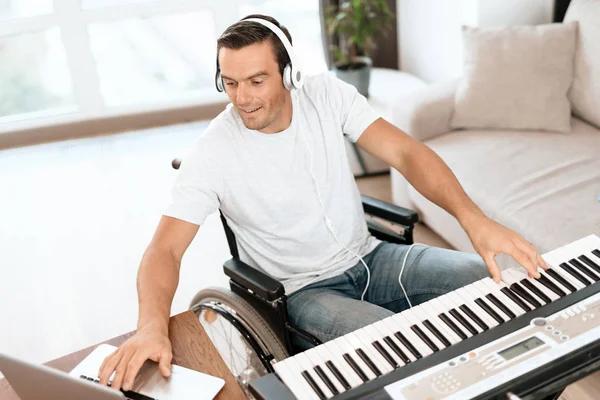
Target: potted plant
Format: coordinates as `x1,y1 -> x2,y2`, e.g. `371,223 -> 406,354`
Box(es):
324,0 -> 394,97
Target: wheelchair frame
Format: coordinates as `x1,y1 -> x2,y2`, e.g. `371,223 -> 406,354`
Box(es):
173,159 -> 420,367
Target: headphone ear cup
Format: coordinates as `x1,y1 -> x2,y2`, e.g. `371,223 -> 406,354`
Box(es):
215,71 -> 224,92
282,64 -> 294,90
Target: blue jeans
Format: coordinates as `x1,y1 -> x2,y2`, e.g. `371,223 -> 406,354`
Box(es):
286,241 -> 489,351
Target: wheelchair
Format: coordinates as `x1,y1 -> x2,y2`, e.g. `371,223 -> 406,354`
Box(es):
171,158 -> 420,397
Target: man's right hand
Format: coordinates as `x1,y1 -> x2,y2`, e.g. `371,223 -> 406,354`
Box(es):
97,325 -> 172,392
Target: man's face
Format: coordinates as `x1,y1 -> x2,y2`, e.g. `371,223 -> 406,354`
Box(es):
219,41 -> 289,133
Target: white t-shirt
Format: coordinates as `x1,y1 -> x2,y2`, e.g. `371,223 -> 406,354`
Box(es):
164,73 -> 382,294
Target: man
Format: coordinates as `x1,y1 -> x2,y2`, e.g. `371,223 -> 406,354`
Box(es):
98,14 -> 547,392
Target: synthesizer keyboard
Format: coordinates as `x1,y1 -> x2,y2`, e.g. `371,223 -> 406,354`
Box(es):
250,234 -> 600,400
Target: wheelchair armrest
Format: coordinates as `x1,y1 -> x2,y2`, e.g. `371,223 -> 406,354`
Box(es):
361,194 -> 419,226
223,258 -> 285,301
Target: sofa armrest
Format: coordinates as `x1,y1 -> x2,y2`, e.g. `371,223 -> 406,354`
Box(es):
223,258 -> 285,301
391,79 -> 459,142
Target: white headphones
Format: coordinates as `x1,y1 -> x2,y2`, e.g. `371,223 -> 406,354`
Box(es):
215,17 -> 304,92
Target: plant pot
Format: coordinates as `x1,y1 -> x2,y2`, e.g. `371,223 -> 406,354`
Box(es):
333,56 -> 372,98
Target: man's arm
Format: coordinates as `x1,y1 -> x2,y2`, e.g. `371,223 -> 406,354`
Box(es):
98,215 -> 199,391
137,216 -> 199,334
356,118 -> 547,281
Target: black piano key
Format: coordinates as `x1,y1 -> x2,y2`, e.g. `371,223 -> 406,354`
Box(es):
422,320 -> 451,347
569,259 -> 600,281
314,365 -> 339,395
474,298 -> 505,323
579,255 -> 600,275
394,331 -> 422,360
301,370 -> 327,400
560,262 -> 592,285
372,341 -> 399,368
520,280 -> 552,304
356,349 -> 382,377
459,305 -> 489,331
501,287 -> 532,312
537,273 -> 567,297
343,353 -> 369,383
546,269 -> 577,293
383,336 -> 411,364
486,293 -> 517,319
592,249 -> 600,259
410,325 -> 439,352
509,283 -> 542,308
439,313 -> 468,340
449,308 -> 478,335
325,361 -> 351,390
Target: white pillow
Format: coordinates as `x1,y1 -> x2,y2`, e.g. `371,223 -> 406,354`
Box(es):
564,0 -> 600,130
450,22 -> 578,133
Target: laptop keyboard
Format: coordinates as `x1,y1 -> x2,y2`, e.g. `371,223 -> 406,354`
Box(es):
78,375 -> 156,400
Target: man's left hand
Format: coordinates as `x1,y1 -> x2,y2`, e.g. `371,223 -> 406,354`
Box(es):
462,215 -> 548,283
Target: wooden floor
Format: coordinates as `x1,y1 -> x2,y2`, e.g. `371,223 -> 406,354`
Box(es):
0,126 -> 599,398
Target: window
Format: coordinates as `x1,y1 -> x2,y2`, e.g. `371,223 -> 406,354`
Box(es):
0,0 -> 327,128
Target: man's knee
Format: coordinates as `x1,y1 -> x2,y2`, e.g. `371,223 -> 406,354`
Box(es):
456,253 -> 489,285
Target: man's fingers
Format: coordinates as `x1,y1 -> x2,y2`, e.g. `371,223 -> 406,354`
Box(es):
511,247 -> 540,279
537,253 -> 549,270
122,351 -> 148,392
513,239 -> 542,276
158,350 -> 172,377
110,348 -> 135,391
483,253 -> 502,283
99,350 -> 121,386
98,349 -> 118,379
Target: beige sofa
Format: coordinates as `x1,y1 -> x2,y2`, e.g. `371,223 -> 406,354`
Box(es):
390,0 -> 600,270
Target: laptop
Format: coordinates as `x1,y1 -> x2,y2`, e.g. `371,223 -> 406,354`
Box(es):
0,344 -> 225,400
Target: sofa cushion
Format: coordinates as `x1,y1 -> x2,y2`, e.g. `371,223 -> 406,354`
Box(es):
564,0 -> 600,129
408,118 -> 600,270
451,22 -> 578,133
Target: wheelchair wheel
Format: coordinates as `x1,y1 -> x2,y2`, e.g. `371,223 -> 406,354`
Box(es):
189,287 -> 289,397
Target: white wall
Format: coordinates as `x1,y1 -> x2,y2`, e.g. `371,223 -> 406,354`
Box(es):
397,0 -> 555,83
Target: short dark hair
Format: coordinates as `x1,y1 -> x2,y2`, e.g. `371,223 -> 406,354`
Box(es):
217,14 -> 293,78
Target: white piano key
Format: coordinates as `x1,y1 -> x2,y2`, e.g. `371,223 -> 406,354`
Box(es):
544,254 -> 586,290
570,242 -> 600,278
503,269 -> 551,305
295,353 -> 334,399
584,235 -> 600,248
362,325 -> 405,368
443,292 -> 485,333
537,267 -> 573,295
468,281 -> 512,320
334,336 -> 377,380
454,287 -> 499,328
372,320 -> 417,362
429,297 -> 473,338
353,329 -> 394,374
549,256 -> 589,289
418,301 -> 461,344
527,273 -> 561,301
385,314 -> 433,357
406,305 -> 454,346
304,348 -> 346,395
332,337 -> 376,381
479,278 -> 525,317
463,284 -> 507,322
274,359 -> 320,400
320,341 -> 363,388
553,246 -> 596,284
402,308 -> 446,350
